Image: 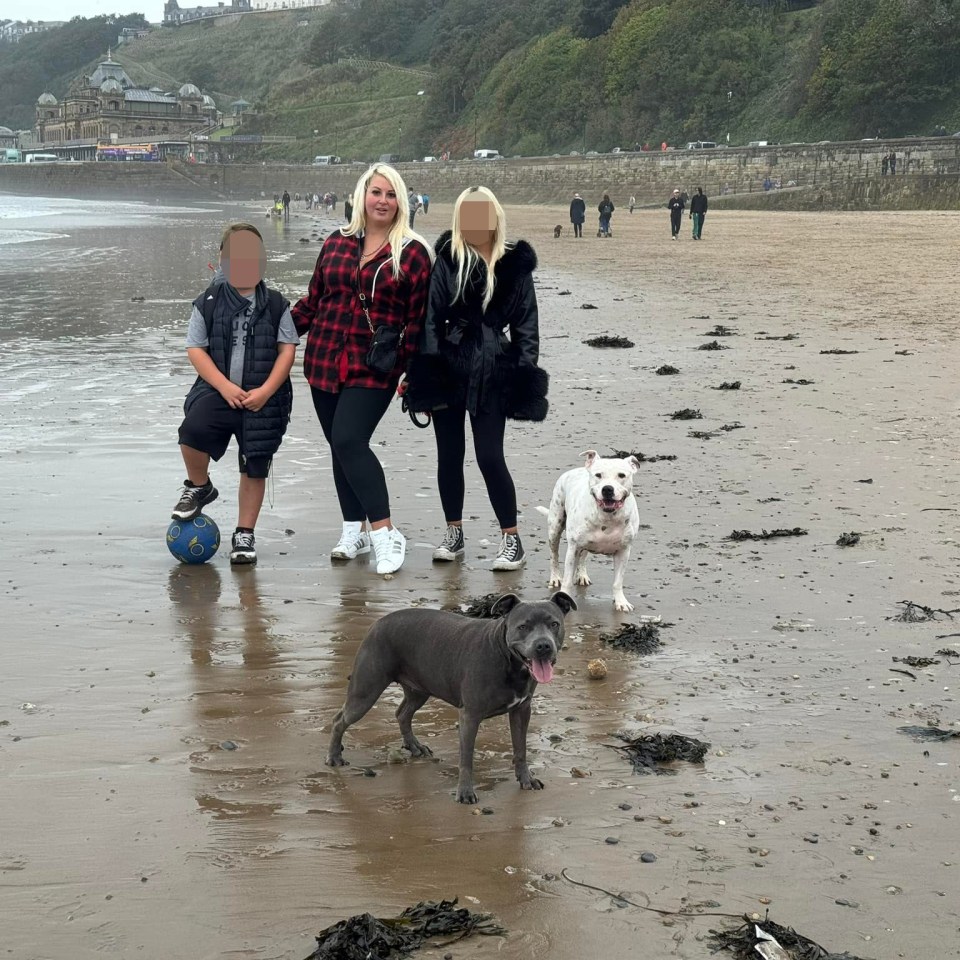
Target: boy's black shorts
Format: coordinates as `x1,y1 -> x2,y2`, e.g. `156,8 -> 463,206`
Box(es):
178,391 -> 272,479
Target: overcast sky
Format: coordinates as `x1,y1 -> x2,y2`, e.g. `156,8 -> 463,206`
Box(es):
4,3 -> 164,25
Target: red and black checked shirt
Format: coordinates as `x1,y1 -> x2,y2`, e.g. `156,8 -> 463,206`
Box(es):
291,229 -> 432,393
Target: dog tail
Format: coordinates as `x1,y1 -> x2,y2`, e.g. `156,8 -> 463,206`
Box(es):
535,505 -> 549,519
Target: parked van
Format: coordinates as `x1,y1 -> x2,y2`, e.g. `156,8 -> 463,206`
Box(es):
312,155 -> 340,165
473,148 -> 502,160
685,141 -> 717,150
747,140 -> 769,148
24,153 -> 59,163
378,153 -> 400,164
1,148 -> 21,163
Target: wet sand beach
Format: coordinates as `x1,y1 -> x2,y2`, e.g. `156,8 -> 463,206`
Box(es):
1,195 -> 959,959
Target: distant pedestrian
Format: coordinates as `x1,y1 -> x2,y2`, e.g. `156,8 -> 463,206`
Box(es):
282,190 -> 291,220
667,188 -> 685,239
881,155 -> 889,176
305,193 -> 313,210
597,193 -> 614,238
689,187 -> 708,240
569,192 -> 586,237
889,152 -> 897,174
421,193 -> 430,214
407,188 -> 421,227
313,192 -> 320,209
628,195 -> 636,214
344,193 -> 353,223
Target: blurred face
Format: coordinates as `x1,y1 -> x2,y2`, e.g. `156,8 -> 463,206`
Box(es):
220,229 -> 265,293
365,175 -> 398,230
460,199 -> 496,249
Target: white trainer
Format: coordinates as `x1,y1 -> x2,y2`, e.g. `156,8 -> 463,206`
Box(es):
331,523 -> 371,561
371,526 -> 406,575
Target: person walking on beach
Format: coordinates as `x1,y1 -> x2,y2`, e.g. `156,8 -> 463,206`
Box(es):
171,222 -> 299,565
421,193 -> 430,214
628,195 -> 636,214
689,187 -> 708,240
291,165 -> 433,574
667,188 -> 685,239
407,188 -> 421,227
343,193 -> 353,223
282,190 -> 291,220
597,192 -> 614,237
405,186 -> 548,572
569,192 -> 586,237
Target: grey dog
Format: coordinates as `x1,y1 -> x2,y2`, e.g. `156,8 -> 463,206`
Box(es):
326,592 -> 577,804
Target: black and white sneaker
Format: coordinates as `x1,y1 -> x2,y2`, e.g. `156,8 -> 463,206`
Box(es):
432,524 -> 465,562
230,530 -> 257,565
172,479 -> 218,520
491,532 -> 525,571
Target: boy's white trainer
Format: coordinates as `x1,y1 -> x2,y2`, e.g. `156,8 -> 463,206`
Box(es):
371,526 -> 406,575
331,522 -> 370,561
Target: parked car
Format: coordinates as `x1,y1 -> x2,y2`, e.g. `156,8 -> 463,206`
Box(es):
474,148 -> 502,160
378,153 -> 400,163
422,155 -> 437,162
686,141 -> 718,150
312,155 -> 340,165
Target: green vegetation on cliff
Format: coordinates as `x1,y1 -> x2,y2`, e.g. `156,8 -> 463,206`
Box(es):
2,1 -> 959,159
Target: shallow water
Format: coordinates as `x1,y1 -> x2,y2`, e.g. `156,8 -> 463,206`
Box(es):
2,195 -> 959,959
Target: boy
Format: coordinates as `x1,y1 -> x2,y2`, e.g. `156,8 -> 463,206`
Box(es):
172,222 -> 299,565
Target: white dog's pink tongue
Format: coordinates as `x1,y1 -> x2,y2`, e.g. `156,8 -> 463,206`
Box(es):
531,659 -> 554,684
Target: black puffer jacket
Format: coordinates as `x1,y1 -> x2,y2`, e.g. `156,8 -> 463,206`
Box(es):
406,231 -> 548,420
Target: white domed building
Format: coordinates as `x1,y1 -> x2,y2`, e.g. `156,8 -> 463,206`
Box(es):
35,52 -> 219,155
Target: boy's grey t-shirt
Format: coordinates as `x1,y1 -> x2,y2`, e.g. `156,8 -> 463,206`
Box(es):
185,294 -> 299,386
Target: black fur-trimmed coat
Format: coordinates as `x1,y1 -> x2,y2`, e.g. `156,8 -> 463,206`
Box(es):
405,230 -> 548,420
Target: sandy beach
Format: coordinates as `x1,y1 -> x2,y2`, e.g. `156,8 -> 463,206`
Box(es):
1,193 -> 959,960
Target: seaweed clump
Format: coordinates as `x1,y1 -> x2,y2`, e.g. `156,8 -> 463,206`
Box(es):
889,601 -> 960,622
583,335 -> 634,348
303,899 -> 506,960
697,340 -> 729,351
670,408 -> 703,420
836,532 -> 861,546
609,449 -> 678,463
727,528 -> 808,541
460,594 -> 502,618
712,381 -> 741,390
614,733 -> 709,774
706,915 -> 869,960
599,622 -> 666,655
705,324 -> 737,336
656,364 -> 680,375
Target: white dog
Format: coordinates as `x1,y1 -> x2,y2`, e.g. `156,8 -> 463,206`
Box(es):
537,450 -> 641,612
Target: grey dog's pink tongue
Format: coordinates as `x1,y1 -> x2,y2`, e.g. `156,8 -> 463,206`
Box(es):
530,659 -> 554,684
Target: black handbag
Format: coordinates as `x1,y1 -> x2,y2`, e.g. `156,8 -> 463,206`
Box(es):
357,262 -> 404,375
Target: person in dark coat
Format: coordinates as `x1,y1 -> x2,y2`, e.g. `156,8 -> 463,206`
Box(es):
689,187 -> 708,239
405,186 -> 548,572
667,188 -> 685,239
569,193 -> 586,237
597,193 -> 615,237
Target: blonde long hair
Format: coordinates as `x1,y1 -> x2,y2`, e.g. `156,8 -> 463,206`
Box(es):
342,164 -> 432,277
450,185 -> 507,312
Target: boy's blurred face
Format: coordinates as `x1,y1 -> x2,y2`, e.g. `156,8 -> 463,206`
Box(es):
220,230 -> 265,294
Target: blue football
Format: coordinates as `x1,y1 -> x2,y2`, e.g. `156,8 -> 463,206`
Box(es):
166,514 -> 221,564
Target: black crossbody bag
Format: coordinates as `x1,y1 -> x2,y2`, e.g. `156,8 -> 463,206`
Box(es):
357,261 -> 405,375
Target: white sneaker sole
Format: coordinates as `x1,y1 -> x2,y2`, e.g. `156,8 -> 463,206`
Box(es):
331,537 -> 371,561
491,556 -> 526,572
432,547 -> 464,562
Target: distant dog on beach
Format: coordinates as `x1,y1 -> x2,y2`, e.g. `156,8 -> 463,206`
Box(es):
537,450 -> 641,612
553,224 -> 563,238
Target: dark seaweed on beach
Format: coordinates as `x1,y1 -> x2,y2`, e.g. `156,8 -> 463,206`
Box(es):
936,647 -> 960,657
689,430 -> 716,439
460,594 -> 503,618
820,349 -> 859,355
836,532 -> 861,546
583,335 -> 634,348
656,364 -> 680,375
893,655 -> 939,668
889,601 -> 960,623
599,622 -> 666,655
580,303 -> 598,309
894,349 -> 912,355
897,725 -> 960,743
609,450 -> 678,462
670,408 -> 703,420
720,422 -> 745,431
707,916 -> 870,960
727,528 -> 808,541
303,899 -> 505,960
712,381 -> 741,390
783,378 -> 815,385
698,340 -> 729,351
705,324 -> 737,336
614,733 -> 709,774
757,333 -> 799,340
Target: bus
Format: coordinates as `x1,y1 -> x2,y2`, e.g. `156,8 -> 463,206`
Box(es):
96,143 -> 160,162
1,148 -> 21,163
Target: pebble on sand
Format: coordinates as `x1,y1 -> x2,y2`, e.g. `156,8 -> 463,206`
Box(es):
587,658 -> 608,679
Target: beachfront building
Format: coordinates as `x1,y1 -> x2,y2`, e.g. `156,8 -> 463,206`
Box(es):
0,19 -> 66,43
34,53 -> 218,147
163,0 -> 252,25
0,126 -> 18,149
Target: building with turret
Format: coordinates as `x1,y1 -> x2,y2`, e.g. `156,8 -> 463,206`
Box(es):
34,52 -> 218,147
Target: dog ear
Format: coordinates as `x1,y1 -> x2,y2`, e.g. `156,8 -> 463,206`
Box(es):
491,593 -> 521,618
549,591 -> 578,616
579,449 -> 598,468
628,455 -> 642,473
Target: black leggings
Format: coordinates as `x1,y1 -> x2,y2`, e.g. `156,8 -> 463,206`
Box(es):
431,404 -> 517,529
311,386 -> 394,523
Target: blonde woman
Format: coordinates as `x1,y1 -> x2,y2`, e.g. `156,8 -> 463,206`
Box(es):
291,164 -> 433,574
406,186 -> 548,571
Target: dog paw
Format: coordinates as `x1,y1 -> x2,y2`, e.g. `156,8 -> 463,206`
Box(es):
519,777 -> 544,791
407,742 -> 434,758
456,788 -> 479,805
326,755 -> 348,767
547,576 -> 562,588
574,573 -> 592,587
614,597 -> 634,613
